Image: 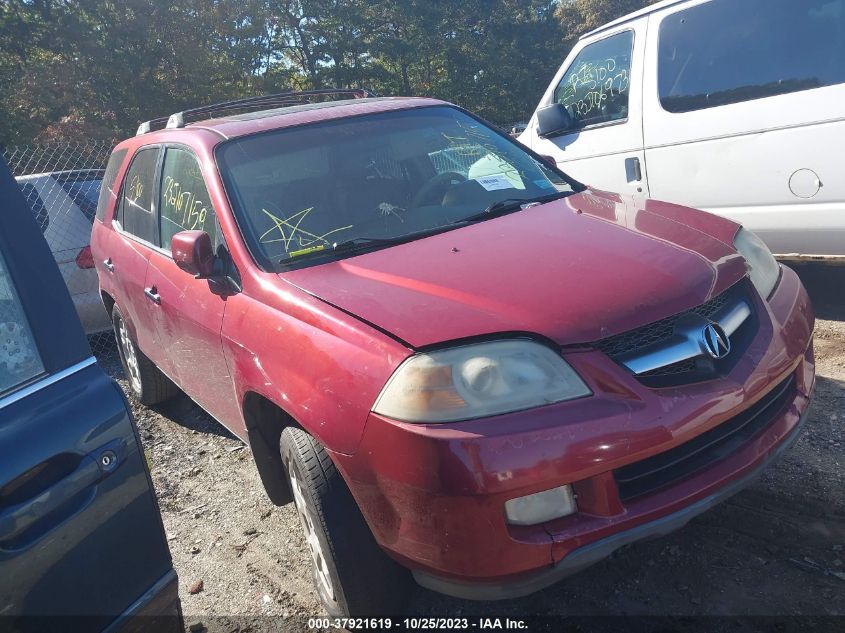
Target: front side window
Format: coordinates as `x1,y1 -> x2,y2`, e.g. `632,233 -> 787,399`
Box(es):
216,106 -> 575,270
117,147 -> 159,244
158,148 -> 219,251
0,251 -> 44,396
553,30 -> 634,128
659,0 -> 845,113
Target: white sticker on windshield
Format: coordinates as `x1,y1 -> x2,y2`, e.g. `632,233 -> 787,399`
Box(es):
474,173 -> 514,191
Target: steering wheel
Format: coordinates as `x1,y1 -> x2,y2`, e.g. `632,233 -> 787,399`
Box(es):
411,172 -> 467,208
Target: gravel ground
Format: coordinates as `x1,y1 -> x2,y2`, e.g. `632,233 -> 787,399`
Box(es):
108,265 -> 844,631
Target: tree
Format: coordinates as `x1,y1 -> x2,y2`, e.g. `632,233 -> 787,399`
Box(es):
0,0 -> 656,145
556,0 -> 661,39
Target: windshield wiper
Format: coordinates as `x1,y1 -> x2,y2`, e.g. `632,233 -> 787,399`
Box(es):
331,227 -> 452,254
461,191 -> 571,224
332,236 -> 401,251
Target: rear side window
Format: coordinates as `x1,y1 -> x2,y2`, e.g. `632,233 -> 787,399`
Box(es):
659,0 -> 845,113
0,250 -> 44,396
96,148 -> 127,222
17,183 -> 49,234
553,30 -> 634,128
158,148 -> 219,251
118,147 -> 159,244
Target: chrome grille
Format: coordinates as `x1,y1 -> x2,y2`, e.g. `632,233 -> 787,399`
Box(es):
594,281 -> 754,383
595,288 -> 733,360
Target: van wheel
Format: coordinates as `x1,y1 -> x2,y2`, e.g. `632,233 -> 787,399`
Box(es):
280,427 -> 411,616
112,305 -> 179,406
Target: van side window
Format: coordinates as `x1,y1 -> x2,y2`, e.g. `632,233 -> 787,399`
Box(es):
158,148 -> 219,252
95,148 -> 128,222
117,147 -> 159,244
659,0 -> 845,113
553,30 -> 634,129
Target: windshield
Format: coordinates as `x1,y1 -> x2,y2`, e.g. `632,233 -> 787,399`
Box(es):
216,106 -> 577,270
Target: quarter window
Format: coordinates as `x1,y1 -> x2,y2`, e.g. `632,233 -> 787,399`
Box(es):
158,148 -> 219,251
658,0 -> 845,113
95,148 -> 127,222
0,251 -> 44,396
118,147 -> 159,243
553,30 -> 634,129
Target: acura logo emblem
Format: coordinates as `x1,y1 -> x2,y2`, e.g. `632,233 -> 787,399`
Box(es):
701,322 -> 731,359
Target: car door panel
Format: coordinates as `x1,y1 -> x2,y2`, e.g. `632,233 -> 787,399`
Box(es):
139,146 -> 240,426
527,19 -> 649,197
144,251 -> 238,425
0,154 -> 179,631
110,233 -> 155,354
1,363 -> 173,620
106,147 -> 162,357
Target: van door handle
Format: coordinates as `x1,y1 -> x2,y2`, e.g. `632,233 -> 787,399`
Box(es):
625,157 -> 642,183
103,258 -> 114,272
144,287 -> 161,305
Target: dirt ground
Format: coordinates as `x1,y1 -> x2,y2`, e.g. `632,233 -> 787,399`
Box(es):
111,264 -> 844,631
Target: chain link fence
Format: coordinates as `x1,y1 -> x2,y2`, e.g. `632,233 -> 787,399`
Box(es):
2,141 -> 119,361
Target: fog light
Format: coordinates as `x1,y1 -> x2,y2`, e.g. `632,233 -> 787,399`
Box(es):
504,484 -> 577,526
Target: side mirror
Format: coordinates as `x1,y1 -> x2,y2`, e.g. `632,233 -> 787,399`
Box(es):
536,103 -> 575,138
172,230 -> 215,278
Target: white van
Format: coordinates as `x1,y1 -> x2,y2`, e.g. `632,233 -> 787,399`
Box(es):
518,0 -> 845,262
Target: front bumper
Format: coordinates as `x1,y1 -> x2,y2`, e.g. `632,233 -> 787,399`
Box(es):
332,266 -> 815,597
413,404 -> 810,600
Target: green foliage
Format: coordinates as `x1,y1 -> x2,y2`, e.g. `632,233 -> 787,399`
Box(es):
0,0 -> 657,144
556,0 -> 662,35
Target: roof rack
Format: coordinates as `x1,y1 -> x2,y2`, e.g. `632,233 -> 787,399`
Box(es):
136,88 -> 376,136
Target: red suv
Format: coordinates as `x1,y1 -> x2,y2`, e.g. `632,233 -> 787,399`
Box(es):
92,91 -> 815,616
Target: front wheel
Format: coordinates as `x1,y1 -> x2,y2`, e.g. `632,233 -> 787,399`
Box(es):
280,427 -> 411,616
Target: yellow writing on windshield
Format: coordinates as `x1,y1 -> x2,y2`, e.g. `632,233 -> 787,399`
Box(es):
259,207 -> 352,253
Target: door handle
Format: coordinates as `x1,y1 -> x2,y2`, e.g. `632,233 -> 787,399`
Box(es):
0,440 -> 126,545
144,287 -> 161,305
103,258 -> 114,272
625,157 -> 642,183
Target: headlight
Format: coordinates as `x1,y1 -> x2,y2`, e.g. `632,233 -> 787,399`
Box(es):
372,340 -> 591,423
734,227 -> 780,299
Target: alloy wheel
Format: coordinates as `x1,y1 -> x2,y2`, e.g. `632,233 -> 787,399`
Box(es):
287,458 -> 334,599
117,317 -> 142,394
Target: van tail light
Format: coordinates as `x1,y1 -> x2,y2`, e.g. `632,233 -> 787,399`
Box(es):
76,246 -> 95,269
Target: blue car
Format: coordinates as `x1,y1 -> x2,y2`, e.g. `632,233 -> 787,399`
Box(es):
0,156 -> 181,631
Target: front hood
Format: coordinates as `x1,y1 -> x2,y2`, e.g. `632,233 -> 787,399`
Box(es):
283,190 -> 748,348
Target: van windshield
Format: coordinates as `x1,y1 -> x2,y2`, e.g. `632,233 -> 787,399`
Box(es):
216,106 -> 576,270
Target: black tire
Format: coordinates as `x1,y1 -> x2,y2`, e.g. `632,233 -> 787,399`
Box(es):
280,427 -> 411,616
112,305 -> 179,406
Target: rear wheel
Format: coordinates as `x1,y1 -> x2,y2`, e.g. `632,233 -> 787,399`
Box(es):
280,427 -> 411,616
112,305 -> 179,405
